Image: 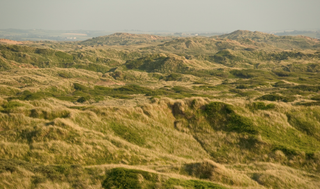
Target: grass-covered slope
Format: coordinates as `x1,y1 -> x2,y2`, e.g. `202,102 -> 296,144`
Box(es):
219,30 -> 320,50
0,31 -> 320,188
80,33 -> 174,46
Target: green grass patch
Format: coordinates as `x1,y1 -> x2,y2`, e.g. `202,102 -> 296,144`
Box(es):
110,123 -> 146,146
213,50 -> 243,67
55,51 -> 73,60
1,101 -> 26,113
204,102 -> 257,134
257,94 -> 296,102
287,109 -> 320,141
0,59 -> 12,71
256,117 -> 320,155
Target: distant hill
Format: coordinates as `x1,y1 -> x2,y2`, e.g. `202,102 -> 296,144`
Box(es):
218,30 -> 320,49
274,30 -> 320,39
124,54 -> 199,73
219,30 -> 277,40
80,33 -> 174,46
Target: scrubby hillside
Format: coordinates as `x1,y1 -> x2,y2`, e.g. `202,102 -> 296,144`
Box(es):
80,33 -> 173,46
0,31 -> 320,189
219,30 -> 320,49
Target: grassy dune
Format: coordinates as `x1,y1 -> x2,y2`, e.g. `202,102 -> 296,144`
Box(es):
0,30 -> 320,188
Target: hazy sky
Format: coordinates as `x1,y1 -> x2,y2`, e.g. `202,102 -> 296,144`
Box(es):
1,0 -> 319,32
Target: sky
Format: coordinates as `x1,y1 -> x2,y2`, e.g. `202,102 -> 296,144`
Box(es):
0,0 -> 319,32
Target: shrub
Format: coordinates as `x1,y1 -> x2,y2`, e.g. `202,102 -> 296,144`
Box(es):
248,102 -> 275,111
35,48 -> 54,55
77,96 -> 91,103
58,72 -> 73,78
257,94 -> 296,102
102,168 -> 159,189
73,83 -> 88,91
230,69 -> 275,79
103,168 -> 142,189
165,73 -> 182,81
236,84 -> 250,89
273,70 -> 291,77
204,102 -> 257,134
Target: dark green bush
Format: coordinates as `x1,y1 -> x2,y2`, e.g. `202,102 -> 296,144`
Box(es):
103,168 -> 142,189
125,58 -> 145,69
204,102 -> 257,134
311,95 -> 320,101
35,48 -> 54,56
230,69 -> 275,79
236,84 -> 250,89
165,73 -> 182,81
102,168 -> 158,189
73,83 -> 88,91
58,72 -> 73,78
248,102 -> 275,111
77,96 -> 91,103
257,94 -> 296,102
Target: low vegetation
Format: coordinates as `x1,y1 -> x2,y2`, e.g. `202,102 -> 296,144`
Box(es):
0,30 -> 320,188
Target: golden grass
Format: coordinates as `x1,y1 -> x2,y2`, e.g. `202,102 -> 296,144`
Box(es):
1,37 -> 320,188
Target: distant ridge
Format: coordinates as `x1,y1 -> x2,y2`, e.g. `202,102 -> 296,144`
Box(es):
80,33 -> 173,46
217,30 -> 320,49
219,30 -> 277,40
0,38 -> 23,45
